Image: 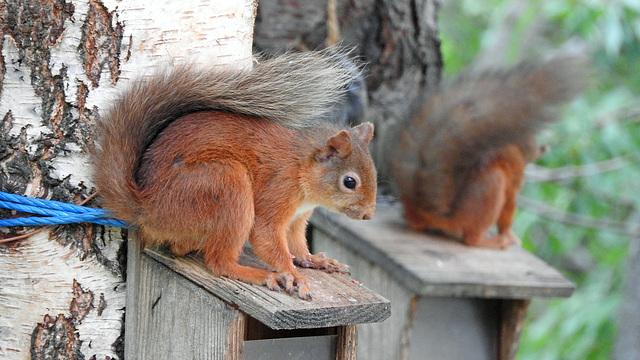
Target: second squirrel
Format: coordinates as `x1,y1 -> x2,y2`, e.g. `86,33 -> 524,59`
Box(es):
390,55 -> 589,249
94,52 -> 377,300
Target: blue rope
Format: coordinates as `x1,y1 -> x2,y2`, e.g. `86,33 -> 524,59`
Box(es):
0,191 -> 130,228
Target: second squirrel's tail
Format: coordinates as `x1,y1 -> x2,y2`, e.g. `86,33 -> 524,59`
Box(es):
392,54 -> 590,216
93,51 -> 359,225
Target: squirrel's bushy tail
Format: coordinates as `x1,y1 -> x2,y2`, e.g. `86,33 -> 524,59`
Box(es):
392,54 -> 590,215
93,51 -> 359,224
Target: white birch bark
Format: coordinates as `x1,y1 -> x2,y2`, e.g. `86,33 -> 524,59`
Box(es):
0,0 -> 256,358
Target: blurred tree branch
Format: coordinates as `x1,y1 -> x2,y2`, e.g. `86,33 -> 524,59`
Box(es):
595,105 -> 640,127
517,195 -> 640,237
525,153 -> 639,182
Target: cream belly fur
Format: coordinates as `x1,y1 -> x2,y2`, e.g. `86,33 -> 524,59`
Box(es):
294,201 -> 318,219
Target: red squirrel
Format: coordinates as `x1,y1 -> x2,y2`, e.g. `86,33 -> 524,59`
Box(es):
93,51 -> 377,300
390,55 -> 589,249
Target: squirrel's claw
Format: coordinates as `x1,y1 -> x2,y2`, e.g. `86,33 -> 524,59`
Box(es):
267,271 -> 313,300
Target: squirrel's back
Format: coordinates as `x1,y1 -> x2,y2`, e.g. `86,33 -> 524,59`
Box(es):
93,51 -> 359,224
392,54 -> 590,216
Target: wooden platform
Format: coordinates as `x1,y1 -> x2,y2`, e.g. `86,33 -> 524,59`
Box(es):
143,246 -> 391,330
125,237 -> 391,359
310,202 -> 574,299
309,201 -> 575,360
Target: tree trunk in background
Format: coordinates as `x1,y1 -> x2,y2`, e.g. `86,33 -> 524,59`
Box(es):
0,0 -> 256,358
254,2 -> 441,359
253,0 -> 443,184
614,237 -> 640,360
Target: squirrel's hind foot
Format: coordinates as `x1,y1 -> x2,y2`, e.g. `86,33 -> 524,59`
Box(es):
463,231 -> 520,250
295,252 -> 350,274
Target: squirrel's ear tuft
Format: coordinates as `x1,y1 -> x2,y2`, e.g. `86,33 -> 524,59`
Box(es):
352,122 -> 374,146
317,130 -> 352,160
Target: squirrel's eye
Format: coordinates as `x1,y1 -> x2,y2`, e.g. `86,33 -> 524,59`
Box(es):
343,176 -> 357,190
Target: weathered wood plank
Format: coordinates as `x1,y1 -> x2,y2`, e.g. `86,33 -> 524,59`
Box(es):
499,299 -> 531,360
405,297 -> 499,360
143,246 -> 391,330
311,228 -> 415,360
336,325 -> 358,360
310,202 -> 575,299
243,336 -> 337,360
126,239 -> 246,360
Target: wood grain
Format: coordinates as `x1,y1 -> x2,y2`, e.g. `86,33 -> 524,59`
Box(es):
143,246 -> 391,330
310,230 -> 416,360
126,239 -> 247,360
499,299 -> 531,360
310,202 -> 575,299
336,325 -> 358,360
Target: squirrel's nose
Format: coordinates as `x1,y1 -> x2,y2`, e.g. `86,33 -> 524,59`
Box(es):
361,208 -> 375,220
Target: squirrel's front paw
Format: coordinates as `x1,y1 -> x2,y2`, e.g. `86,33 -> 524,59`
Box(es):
295,252 -> 349,274
266,271 -> 313,300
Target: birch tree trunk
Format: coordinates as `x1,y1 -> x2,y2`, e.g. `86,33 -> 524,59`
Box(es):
0,0 -> 256,358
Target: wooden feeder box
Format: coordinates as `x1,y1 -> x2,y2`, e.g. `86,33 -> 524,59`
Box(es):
125,239 -> 391,360
309,202 -> 575,360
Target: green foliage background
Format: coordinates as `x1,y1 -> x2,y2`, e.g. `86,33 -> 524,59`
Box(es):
439,0 -> 640,358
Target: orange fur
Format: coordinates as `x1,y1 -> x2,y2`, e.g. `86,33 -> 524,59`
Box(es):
114,111 -> 375,299
390,55 -> 589,249
94,52 -> 377,299
401,145 -> 526,249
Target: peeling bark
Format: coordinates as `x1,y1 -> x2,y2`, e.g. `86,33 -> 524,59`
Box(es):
78,0 -> 124,88
1,0 -> 257,358
2,0 -> 75,125
96,293 -> 107,316
69,279 -> 95,325
31,280 -> 95,360
0,37 -> 4,95
31,314 -> 84,360
1,0 -> 105,214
